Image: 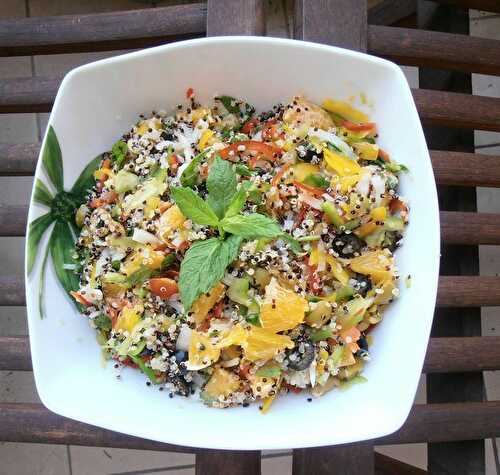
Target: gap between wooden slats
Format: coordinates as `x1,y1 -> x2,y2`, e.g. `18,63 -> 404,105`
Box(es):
368,26 -> 500,76
430,0 -> 500,13
4,207 -> 500,244
2,147 -> 499,190
4,334 -> 500,373
0,401 -> 499,447
0,5 -> 206,57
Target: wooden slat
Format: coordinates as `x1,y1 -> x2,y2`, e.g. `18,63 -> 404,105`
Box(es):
418,3 -> 484,472
0,5 -> 206,57
430,150 -> 500,187
206,0 -> 264,36
0,76 -> 60,113
424,336 -> 500,373
1,401 -> 498,448
0,143 -> 39,175
0,276 -> 25,306
413,88 -> 500,132
430,0 -> 500,13
1,145 -> 498,187
441,211 -> 500,245
0,336 -> 31,371
0,205 -> 28,236
379,401 -> 500,444
196,452 -> 261,475
293,444 -> 373,475
5,207 -> 500,245
437,276 -> 500,307
374,452 -> 426,475
369,26 -> 500,75
294,0 -> 367,51
5,333 -> 500,373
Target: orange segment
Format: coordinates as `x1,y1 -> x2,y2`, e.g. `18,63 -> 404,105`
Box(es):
260,278 -> 308,333
349,250 -> 394,284
244,327 -> 294,362
191,282 -> 226,326
187,331 -> 220,370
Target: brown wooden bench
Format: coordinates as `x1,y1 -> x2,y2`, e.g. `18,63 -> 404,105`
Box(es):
1,0 -> 499,473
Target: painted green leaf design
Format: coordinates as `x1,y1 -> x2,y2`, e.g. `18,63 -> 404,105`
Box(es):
49,220 -> 80,297
42,126 -> 64,192
33,179 -> 54,207
70,154 -> 102,203
27,212 -> 54,274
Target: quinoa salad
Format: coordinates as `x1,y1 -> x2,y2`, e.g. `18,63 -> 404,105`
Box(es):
71,91 -> 409,411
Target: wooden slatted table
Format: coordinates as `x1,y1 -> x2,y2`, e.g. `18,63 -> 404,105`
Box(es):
1,1 -> 499,473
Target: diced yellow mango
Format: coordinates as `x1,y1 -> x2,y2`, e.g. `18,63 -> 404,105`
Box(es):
349,250 -> 393,283
187,331 -> 221,370
353,142 -> 379,160
159,204 -> 186,241
330,174 -> 361,193
371,206 -> 387,222
191,107 -> 210,123
322,99 -> 369,123
323,148 -> 361,176
326,255 -> 350,286
244,327 -> 294,362
293,162 -> 320,182
115,305 -> 142,333
198,129 -> 215,150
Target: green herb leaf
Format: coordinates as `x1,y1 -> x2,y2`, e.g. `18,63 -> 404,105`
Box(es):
49,221 -> 80,298
126,266 -> 152,287
179,235 -> 242,311
42,126 -> 64,192
112,140 -> 128,168
206,156 -> 237,219
94,314 -> 112,331
303,173 -> 329,189
281,233 -> 304,254
180,149 -> 209,188
234,164 -> 254,177
70,155 -> 102,202
220,213 -> 282,239
33,179 -> 54,207
217,95 -> 241,115
171,186 -> 219,227
224,181 -> 251,219
27,212 -> 54,274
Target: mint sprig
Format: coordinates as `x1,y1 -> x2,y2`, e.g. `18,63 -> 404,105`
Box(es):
173,156 -> 292,311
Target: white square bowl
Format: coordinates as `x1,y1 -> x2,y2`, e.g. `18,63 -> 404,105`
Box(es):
25,36 -> 440,450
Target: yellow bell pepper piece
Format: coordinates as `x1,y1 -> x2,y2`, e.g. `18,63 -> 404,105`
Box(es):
323,148 -> 361,176
198,129 -> 215,151
353,142 -> 379,160
322,99 -> 369,123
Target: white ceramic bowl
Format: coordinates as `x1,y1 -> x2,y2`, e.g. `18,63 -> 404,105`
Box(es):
25,36 -> 440,450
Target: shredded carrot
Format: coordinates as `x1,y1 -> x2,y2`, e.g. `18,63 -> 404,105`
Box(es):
271,163 -> 291,187
293,180 -> 325,198
378,148 -> 391,162
70,291 -> 92,307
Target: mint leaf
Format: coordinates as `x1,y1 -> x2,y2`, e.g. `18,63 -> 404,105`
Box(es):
220,213 -> 282,239
281,233 -> 304,254
224,181 -> 251,218
179,235 -> 242,311
171,187 -> 219,227
207,156 -> 237,219
180,149 -> 209,187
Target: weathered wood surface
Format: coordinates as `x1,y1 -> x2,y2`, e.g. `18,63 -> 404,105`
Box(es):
0,4 -> 206,57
